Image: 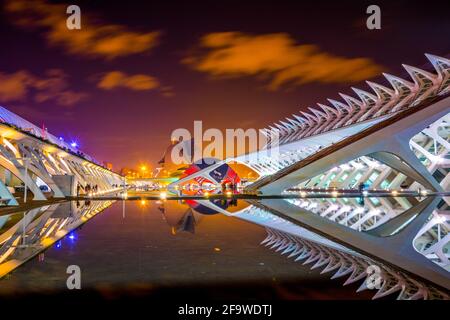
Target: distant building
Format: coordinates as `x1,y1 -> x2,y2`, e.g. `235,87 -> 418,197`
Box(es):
103,162 -> 113,170
155,139 -> 194,178
120,167 -> 139,178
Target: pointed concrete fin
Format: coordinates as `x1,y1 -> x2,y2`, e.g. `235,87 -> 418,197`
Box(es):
292,114 -> 304,122
366,81 -> 395,100
308,107 -> 326,119
343,266 -> 368,286
321,257 -> 341,274
339,93 -> 363,108
301,111 -> 319,123
286,117 -> 300,128
352,87 -> 377,105
402,64 -> 437,83
383,73 -> 415,93
425,53 -> 450,75
327,99 -> 351,112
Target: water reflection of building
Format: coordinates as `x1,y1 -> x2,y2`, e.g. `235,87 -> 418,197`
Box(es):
0,201 -> 114,278
195,198 -> 449,300
156,198 -> 245,234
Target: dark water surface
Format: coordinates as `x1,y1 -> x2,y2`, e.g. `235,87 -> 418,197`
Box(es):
0,200 -> 372,300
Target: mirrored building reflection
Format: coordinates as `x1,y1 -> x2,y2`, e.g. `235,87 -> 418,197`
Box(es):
0,201 -> 114,277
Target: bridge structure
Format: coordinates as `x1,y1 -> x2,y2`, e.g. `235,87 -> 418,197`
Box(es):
0,106 -> 123,205
169,54 -> 450,201
167,53 -> 450,298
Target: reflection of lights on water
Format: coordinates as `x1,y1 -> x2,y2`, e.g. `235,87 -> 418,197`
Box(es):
140,199 -> 147,206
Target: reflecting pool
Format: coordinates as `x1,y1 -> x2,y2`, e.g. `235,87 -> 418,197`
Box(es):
0,197 -> 448,300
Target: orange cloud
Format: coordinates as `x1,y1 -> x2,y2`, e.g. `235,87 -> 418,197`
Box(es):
97,71 -> 160,91
183,32 -> 384,90
5,0 -> 160,59
0,70 -> 33,101
0,69 -> 87,106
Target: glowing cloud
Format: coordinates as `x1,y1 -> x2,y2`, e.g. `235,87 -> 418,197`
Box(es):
0,69 -> 87,106
5,0 -> 161,59
97,71 -> 160,91
183,32 -> 384,90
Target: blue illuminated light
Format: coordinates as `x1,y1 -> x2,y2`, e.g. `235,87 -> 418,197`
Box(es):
70,142 -> 78,148
68,232 -> 76,241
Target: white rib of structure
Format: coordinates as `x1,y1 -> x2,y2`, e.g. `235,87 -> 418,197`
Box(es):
284,196 -> 405,232
0,107 -> 123,205
168,54 -> 450,194
281,111 -> 449,207
229,204 -> 449,300
413,209 -> 450,271
263,54 -> 448,147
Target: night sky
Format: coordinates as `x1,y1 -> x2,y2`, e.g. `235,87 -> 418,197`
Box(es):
0,0 -> 449,171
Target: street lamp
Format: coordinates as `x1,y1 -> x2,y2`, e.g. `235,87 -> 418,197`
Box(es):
140,165 -> 148,178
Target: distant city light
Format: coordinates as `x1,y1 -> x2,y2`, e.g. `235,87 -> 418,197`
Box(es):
71,142 -> 78,148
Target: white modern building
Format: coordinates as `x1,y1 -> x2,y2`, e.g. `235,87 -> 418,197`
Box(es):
0,106 -> 123,205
